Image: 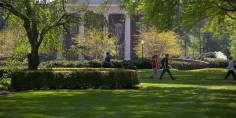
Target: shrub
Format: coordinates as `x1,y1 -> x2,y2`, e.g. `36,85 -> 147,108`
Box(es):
39,58 -> 223,70
112,60 -> 123,68
89,60 -> 102,68
0,68 -> 13,90
204,58 -> 227,68
41,60 -> 90,68
132,59 -> 151,69
122,60 -> 137,69
170,61 -> 209,70
11,68 -> 140,91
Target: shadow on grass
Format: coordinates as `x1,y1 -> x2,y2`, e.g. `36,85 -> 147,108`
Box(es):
0,86 -> 236,118
0,68 -> 235,118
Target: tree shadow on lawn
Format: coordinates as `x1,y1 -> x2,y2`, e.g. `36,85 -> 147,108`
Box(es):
0,86 -> 236,118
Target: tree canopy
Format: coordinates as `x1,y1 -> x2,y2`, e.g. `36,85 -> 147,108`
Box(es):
120,0 -> 236,33
0,0 -> 83,70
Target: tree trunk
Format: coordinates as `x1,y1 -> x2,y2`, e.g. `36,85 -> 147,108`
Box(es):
28,40 -> 40,70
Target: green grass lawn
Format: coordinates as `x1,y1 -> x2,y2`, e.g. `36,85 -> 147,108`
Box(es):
0,68 -> 236,118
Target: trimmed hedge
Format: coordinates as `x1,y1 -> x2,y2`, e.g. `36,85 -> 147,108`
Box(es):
40,60 -> 153,69
11,68 -> 140,91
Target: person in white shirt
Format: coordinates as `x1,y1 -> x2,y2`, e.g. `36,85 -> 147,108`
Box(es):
224,57 -> 236,80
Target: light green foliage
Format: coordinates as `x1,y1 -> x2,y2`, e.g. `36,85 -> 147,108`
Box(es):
0,27 -> 28,57
72,28 -> 116,60
135,27 -> 182,58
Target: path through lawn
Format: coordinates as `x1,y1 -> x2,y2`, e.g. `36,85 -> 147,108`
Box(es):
0,68 -> 235,118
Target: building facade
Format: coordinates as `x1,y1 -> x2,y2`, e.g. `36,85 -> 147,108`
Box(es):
61,0 -> 140,60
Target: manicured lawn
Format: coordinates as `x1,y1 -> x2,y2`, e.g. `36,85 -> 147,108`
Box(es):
0,68 -> 236,118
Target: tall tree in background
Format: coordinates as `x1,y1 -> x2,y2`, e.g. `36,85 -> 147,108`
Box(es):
120,0 -> 236,58
120,0 -> 236,32
0,0 -> 82,70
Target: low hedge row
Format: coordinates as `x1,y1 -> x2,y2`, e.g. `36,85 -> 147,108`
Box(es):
39,60 -> 151,69
1,58 -> 230,71
11,68 -> 140,91
40,60 -> 208,70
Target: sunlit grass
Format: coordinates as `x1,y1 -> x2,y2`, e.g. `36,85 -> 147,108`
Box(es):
0,68 -> 236,118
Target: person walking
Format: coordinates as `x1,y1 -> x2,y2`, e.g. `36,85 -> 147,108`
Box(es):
159,54 -> 176,80
149,55 -> 159,79
224,56 -> 236,81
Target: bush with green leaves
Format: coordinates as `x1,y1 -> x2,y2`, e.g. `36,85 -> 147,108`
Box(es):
39,59 -> 212,70
0,68 -> 12,90
40,60 -> 90,68
2,58 -> 223,71
204,58 -> 228,68
11,68 -> 140,91
170,61 -> 209,70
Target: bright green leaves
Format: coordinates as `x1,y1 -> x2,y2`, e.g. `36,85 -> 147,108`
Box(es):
135,27 -> 182,58
0,27 -> 28,58
72,28 -> 116,60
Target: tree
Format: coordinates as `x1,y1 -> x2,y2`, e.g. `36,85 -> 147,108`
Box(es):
120,0 -> 236,32
0,0 -> 82,70
120,0 -> 236,59
188,35 -> 201,58
135,27 -> 182,58
71,28 -> 116,60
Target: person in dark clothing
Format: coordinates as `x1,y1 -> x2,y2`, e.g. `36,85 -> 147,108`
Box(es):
224,56 -> 236,81
102,52 -> 113,68
159,54 -> 175,80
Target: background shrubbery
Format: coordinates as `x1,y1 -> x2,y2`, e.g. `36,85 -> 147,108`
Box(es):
0,68 -> 12,90
1,58 -> 230,71
39,59 -> 212,70
204,58 -> 228,68
0,57 -> 231,90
